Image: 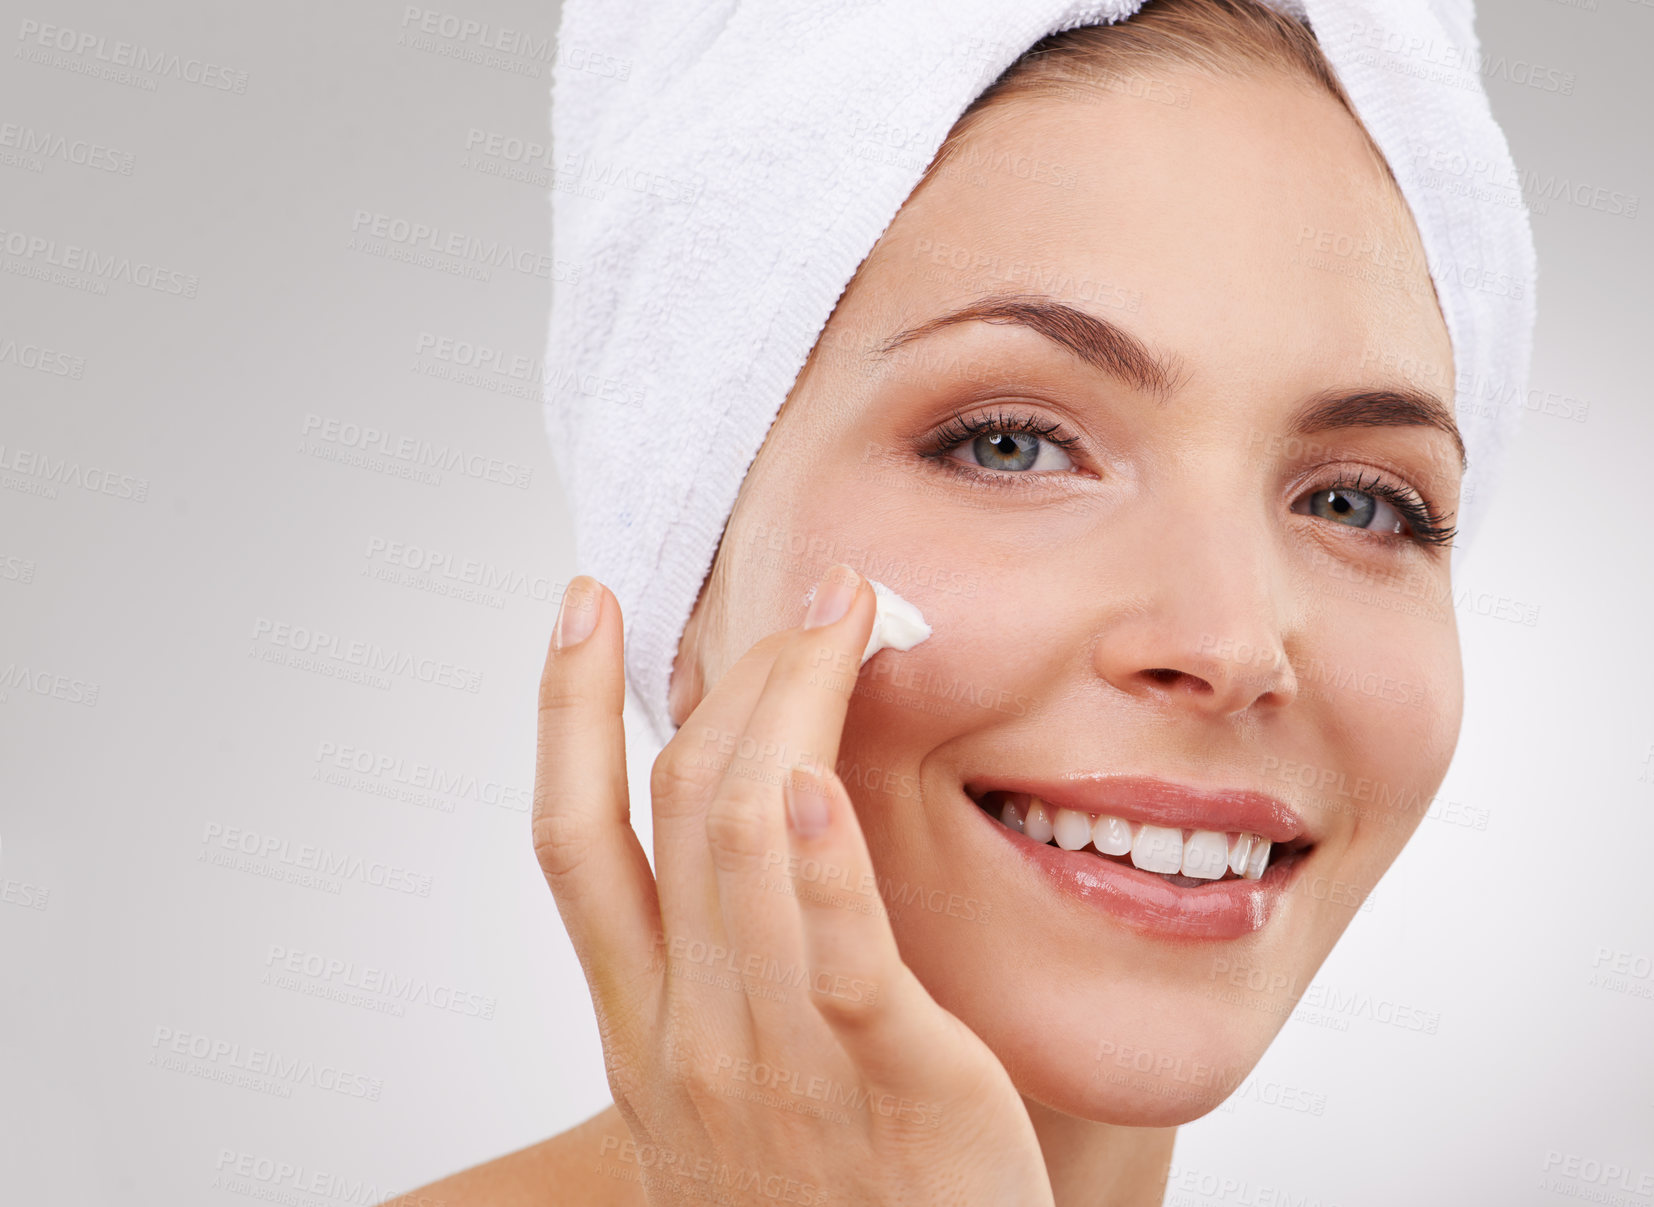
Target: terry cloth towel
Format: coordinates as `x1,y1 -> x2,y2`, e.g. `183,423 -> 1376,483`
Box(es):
542,0 -> 1538,750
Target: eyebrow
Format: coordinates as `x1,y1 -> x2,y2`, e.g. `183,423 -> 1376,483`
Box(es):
1291,386 -> 1466,471
872,291 -> 1466,469
873,292 -> 1184,400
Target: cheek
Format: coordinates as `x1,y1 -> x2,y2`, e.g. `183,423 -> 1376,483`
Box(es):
857,586 -> 1041,723
833,583 -> 1055,873
714,525 -> 833,640
1297,585 -> 1463,868
723,509 -> 1080,741
837,548 -> 1115,791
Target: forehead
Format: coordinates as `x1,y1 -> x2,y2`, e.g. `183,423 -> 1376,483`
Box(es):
851,69 -> 1453,396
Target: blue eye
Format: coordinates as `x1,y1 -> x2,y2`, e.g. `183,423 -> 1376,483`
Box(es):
1291,472 -> 1457,547
1299,486 -> 1405,533
929,409 -> 1079,474
950,430 -> 1076,473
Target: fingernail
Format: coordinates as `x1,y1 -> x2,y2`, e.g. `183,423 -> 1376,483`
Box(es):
553,576 -> 599,650
803,563 -> 858,630
785,768 -> 831,838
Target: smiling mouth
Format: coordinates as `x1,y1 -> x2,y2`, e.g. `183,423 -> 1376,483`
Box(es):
970,789 -> 1316,888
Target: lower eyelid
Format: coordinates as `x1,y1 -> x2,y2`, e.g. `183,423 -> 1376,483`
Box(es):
928,451 -> 1072,487
934,451 -> 1031,480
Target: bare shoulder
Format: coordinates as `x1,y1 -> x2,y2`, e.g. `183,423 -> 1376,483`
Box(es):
384,1102 -> 645,1207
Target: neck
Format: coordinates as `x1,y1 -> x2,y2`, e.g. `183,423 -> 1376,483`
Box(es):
1025,1096 -> 1177,1207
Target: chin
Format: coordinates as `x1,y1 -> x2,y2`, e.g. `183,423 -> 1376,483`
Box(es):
993,983 -> 1288,1127
895,885 -> 1318,1127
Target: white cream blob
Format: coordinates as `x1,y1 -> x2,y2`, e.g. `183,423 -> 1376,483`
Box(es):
860,578 -> 931,666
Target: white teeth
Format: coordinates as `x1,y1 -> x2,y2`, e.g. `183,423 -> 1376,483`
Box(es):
1182,830 -> 1230,880
1092,814 -> 1133,856
1242,837 -> 1272,881
986,793 -> 1285,883
1000,795 -> 1026,834
1130,824 -> 1185,875
1023,798 -> 1055,845
1052,806 -> 1093,851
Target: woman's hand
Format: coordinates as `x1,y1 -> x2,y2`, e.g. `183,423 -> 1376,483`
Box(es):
533,563 -> 1054,1206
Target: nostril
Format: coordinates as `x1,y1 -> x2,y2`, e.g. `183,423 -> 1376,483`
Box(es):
1142,668 -> 1220,697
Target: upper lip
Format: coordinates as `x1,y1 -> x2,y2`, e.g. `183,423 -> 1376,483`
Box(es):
963,774 -> 1311,846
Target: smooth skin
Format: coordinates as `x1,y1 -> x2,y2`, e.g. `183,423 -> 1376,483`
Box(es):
401,60 -> 1459,1207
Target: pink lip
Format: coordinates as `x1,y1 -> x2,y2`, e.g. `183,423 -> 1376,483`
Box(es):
961,778 -> 1314,942
962,774 -> 1308,844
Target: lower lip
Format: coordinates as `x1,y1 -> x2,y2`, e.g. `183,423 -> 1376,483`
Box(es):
968,795 -> 1309,942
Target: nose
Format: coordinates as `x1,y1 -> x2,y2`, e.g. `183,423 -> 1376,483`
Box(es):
1090,511 -> 1298,719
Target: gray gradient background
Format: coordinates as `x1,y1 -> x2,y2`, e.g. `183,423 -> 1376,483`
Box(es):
1,1 -> 1650,1204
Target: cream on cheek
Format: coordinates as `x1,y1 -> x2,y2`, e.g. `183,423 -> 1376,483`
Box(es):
860,579 -> 932,664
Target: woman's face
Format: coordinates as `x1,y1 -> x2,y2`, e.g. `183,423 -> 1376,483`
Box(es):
672,66 -> 1460,1126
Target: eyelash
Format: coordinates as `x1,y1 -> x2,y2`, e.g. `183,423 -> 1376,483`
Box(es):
919,408 -> 1458,549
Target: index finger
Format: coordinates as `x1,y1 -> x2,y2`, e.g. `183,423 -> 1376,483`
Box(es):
708,563 -> 875,835
728,562 -> 875,794
702,564 -> 877,1008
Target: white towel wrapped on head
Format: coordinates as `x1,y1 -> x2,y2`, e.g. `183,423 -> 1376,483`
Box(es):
543,0 -> 1538,749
